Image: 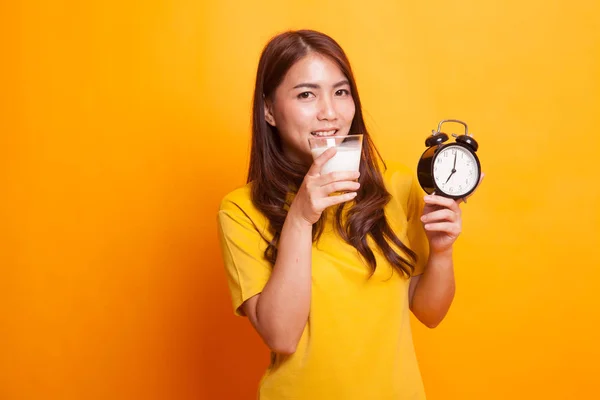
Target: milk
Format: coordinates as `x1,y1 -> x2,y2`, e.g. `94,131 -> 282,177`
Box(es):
310,146 -> 361,175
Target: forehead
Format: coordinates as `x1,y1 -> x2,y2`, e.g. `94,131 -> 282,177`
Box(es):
281,53 -> 347,86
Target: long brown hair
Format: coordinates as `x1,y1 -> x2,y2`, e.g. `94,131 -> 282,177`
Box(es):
248,29 -> 417,278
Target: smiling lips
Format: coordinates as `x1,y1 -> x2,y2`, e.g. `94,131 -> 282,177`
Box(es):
311,129 -> 338,137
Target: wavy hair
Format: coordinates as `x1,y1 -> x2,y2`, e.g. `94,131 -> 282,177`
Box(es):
247,29 -> 417,277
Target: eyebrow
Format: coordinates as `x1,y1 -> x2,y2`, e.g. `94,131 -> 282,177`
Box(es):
292,79 -> 350,90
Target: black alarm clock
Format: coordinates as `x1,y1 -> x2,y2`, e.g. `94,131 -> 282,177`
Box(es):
417,119 -> 481,200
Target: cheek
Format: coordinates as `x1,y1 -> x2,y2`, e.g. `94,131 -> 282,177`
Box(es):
341,100 -> 356,123
281,101 -> 317,131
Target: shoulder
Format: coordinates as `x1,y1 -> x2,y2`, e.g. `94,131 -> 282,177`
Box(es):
217,183 -> 272,242
218,182 -> 270,231
219,182 -> 254,214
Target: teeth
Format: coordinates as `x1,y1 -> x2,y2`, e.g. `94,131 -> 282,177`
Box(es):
311,130 -> 337,137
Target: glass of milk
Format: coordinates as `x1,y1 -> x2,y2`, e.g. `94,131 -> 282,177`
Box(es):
308,134 -> 363,175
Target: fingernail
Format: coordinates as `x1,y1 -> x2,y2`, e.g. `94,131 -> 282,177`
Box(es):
420,215 -> 426,222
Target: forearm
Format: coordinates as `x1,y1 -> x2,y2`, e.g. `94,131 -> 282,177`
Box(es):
256,206 -> 313,352
410,249 -> 456,328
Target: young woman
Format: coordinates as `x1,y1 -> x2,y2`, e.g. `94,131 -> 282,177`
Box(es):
217,29 -> 480,399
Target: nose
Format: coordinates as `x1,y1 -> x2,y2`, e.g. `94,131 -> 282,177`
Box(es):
317,94 -> 337,121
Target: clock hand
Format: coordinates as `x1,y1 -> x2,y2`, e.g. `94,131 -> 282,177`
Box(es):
445,152 -> 458,184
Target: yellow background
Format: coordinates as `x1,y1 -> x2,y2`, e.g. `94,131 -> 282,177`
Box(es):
2,0 -> 599,399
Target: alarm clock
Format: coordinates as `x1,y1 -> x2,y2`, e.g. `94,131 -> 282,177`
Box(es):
417,119 -> 481,200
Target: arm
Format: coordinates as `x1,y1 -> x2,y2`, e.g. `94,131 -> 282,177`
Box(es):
408,175 -> 484,327
242,208 -> 313,355
408,193 -> 462,328
241,149 -> 360,355
408,249 -> 455,328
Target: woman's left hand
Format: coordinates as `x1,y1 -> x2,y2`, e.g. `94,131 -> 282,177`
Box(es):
420,195 -> 463,254
420,174 -> 484,254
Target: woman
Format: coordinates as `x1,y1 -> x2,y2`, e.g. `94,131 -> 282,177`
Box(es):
217,29 -> 478,399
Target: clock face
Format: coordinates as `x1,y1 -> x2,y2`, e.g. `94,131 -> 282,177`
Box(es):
433,145 -> 480,197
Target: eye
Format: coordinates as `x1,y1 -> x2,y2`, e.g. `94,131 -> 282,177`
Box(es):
297,91 -> 315,99
335,89 -> 351,96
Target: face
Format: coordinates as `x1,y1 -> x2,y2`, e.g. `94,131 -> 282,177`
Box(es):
264,53 -> 356,165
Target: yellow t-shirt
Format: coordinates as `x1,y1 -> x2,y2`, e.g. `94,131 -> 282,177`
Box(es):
217,161 -> 430,400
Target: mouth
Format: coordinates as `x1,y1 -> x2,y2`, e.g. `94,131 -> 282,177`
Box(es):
310,129 -> 339,137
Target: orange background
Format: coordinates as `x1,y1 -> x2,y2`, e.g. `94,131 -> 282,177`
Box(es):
2,1 -> 599,399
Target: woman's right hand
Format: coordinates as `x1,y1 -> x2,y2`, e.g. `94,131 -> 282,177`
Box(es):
289,147 -> 361,226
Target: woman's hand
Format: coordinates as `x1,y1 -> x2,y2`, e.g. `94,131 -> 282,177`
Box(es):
289,148 -> 361,226
420,195 -> 463,254
420,174 -> 485,254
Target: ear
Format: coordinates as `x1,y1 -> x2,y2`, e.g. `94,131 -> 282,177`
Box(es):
264,98 -> 276,127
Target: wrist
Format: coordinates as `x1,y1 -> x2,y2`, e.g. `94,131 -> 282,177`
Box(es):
429,248 -> 454,260
286,205 -> 314,230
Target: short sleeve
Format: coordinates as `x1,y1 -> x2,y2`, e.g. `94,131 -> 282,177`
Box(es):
405,172 -> 430,277
217,195 -> 272,316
